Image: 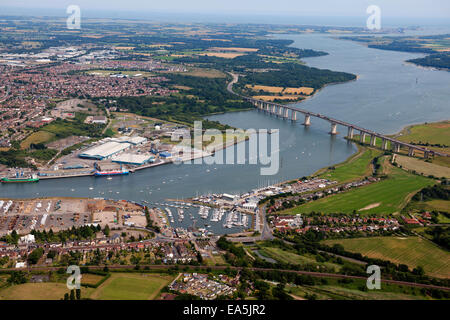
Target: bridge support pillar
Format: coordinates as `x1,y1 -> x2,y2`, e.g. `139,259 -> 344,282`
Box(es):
347,127 -> 354,139
266,103 -> 270,112
304,115 -> 311,126
284,108 -> 289,119
382,138 -> 388,150
360,131 -> 366,144
330,123 -> 338,135
408,147 -> 415,157
291,111 -> 297,121
271,104 -> 276,114
278,106 -> 284,117
393,143 -> 401,153
370,135 -> 376,147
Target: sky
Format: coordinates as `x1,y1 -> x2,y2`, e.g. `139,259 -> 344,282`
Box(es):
1,0 -> 450,25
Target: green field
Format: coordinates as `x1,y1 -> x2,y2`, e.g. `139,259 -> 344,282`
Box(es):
317,147 -> 381,183
395,121 -> 450,147
283,165 -> 433,215
0,282 -> 94,300
258,246 -> 341,271
324,236 -> 450,278
406,199 -> 450,215
89,273 -> 174,300
20,131 -> 55,149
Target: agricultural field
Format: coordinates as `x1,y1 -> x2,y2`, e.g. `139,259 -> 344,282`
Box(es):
245,85 -> 314,95
80,273 -> 106,286
285,165 -> 433,215
394,121 -> 450,147
0,282 -> 94,300
252,95 -> 305,102
433,156 -> 450,169
316,147 -> 381,183
424,200 -> 450,215
89,273 -> 174,300
199,52 -> 246,58
392,121 -> 450,168
406,199 -> 450,215
394,154 -> 450,179
209,47 -> 258,52
324,236 -> 450,278
163,67 -> 226,78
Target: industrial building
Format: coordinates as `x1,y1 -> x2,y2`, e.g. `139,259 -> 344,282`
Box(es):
78,136 -> 147,160
92,116 -> 107,124
79,141 -> 132,160
111,153 -> 155,165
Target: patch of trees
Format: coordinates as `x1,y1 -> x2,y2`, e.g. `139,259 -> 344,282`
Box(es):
144,206 -> 160,233
425,226 -> 450,250
28,148 -> 58,161
0,149 -> 35,169
238,63 -> 356,90
41,113 -> 105,139
27,248 -> 44,264
0,230 -> 20,244
114,75 -> 252,127
31,225 -> 101,243
216,236 -> 251,267
64,288 -> 81,300
407,53 -> 450,71
7,271 -> 27,285
412,184 -> 450,201
368,40 -> 436,54
258,192 -> 293,205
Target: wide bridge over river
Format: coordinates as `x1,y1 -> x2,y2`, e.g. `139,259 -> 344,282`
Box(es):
227,73 -> 448,159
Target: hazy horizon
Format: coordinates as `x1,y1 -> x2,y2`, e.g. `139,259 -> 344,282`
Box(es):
1,1 -> 450,27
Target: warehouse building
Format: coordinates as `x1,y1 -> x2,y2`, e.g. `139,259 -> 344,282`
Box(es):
111,153 -> 155,165
79,141 -> 132,160
78,136 -> 147,160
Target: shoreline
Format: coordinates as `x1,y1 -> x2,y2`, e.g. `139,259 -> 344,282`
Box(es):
404,60 -> 450,73
387,119 -> 450,139
1,131 -> 250,182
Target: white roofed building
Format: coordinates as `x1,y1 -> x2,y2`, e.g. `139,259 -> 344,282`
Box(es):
19,234 -> 35,244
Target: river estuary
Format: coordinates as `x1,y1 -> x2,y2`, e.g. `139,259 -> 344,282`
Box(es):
1,31 -> 449,233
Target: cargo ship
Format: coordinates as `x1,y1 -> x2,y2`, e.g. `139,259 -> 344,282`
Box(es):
94,169 -> 129,177
1,173 -> 39,183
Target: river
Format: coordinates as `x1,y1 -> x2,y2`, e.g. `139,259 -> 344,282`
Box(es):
1,31 -> 449,233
